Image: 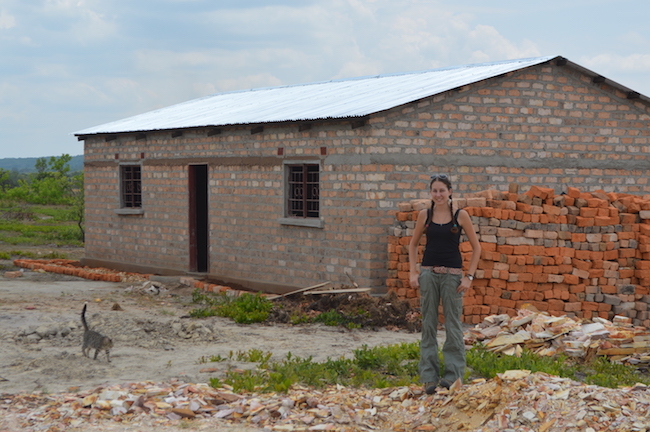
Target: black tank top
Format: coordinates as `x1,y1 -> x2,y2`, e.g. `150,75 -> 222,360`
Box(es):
421,208 -> 462,268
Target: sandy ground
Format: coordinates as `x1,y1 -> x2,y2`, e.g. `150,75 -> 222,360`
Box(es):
0,265 -> 427,431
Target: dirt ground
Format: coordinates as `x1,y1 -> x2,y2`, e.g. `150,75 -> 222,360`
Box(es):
0,251 -> 427,431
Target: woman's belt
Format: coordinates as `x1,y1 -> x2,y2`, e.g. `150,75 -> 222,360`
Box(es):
421,266 -> 462,275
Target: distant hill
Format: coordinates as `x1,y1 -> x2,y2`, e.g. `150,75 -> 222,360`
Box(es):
0,155 -> 83,173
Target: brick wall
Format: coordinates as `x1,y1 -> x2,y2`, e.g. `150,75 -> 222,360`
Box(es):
82,60 -> 650,291
388,184 -> 650,326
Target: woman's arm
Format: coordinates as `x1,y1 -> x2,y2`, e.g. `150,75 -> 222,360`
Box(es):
457,208 -> 482,293
408,209 -> 428,289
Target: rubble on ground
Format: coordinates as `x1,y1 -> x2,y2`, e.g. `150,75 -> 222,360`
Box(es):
465,304 -> 650,368
2,372 -> 650,432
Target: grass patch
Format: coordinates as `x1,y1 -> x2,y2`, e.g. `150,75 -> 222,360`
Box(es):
209,343 -> 421,393
313,309 -> 361,329
190,290 -> 273,324
204,343 -> 650,394
0,201 -> 83,247
466,345 -> 650,388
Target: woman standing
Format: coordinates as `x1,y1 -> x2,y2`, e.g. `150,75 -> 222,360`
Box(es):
408,174 -> 481,394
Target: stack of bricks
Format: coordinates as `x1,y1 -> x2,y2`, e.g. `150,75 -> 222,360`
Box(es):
387,184 -> 650,326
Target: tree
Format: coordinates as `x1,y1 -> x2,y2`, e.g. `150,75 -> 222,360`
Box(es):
6,154 -> 75,205
0,168 -> 9,192
68,172 -> 85,242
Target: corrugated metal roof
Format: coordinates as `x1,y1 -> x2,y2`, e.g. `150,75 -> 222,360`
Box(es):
74,55 -> 559,136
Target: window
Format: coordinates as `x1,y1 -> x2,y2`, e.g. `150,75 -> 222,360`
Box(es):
279,163 -> 322,228
121,165 -> 142,208
288,164 -> 319,218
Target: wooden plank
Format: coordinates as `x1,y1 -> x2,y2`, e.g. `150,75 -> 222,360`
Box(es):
304,288 -> 372,295
266,282 -> 331,300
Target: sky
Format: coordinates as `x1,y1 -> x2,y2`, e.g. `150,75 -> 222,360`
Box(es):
1,0 -> 649,159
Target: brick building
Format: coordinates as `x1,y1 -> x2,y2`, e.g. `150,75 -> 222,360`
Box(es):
74,55 -> 650,294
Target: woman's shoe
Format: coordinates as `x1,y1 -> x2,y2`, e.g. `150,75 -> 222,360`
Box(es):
424,382 -> 437,394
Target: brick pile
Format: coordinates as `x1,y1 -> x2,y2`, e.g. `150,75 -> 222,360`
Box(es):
387,184 -> 650,326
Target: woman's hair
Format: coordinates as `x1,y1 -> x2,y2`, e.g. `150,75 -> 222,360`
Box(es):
428,174 -> 459,233
429,174 -> 452,190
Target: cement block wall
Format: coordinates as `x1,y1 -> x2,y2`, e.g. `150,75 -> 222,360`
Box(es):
82,59 -> 650,291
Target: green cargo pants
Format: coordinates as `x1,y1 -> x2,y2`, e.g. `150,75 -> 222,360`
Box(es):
418,269 -> 465,385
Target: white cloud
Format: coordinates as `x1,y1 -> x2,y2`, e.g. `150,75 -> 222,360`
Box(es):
467,25 -> 541,63
38,0 -> 117,43
581,53 -> 650,73
0,10 -> 16,29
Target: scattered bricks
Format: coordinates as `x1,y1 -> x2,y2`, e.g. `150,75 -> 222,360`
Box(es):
397,202 -> 413,212
516,202 -> 532,213
526,185 -> 554,200
586,233 -> 602,243
575,198 -> 588,208
596,208 -> 610,217
619,249 -> 636,258
543,204 -> 561,216
410,199 -> 431,211
572,268 -> 590,279
613,303 -> 636,315
569,284 -> 586,294
563,274 -> 580,284
603,294 -> 622,306
636,260 -> 650,270
617,285 -> 636,295
572,258 -> 591,271
595,216 -> 615,226
575,217 -> 594,227
580,207 -> 598,218
635,269 -> 650,279
396,212 -> 410,222
524,229 -> 544,238
601,285 -> 617,294
564,302 -> 582,312
587,198 -> 608,208
640,225 -> 650,237
619,268 -> 635,279
466,197 -> 487,207
619,213 -> 638,224
391,186 -> 650,319
598,303 -> 612,312
566,187 -> 581,199
558,247 -> 575,258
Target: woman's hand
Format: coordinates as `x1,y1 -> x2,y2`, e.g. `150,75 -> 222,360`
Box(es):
409,272 -> 420,289
457,276 -> 472,293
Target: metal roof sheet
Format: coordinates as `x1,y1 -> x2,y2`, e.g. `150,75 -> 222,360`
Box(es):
74,56 -> 559,136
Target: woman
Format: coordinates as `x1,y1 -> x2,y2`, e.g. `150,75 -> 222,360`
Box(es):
408,174 -> 481,394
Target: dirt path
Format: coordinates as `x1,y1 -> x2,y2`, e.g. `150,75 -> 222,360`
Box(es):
0,268 -> 425,431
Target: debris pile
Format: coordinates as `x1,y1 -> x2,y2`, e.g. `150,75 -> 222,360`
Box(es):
3,373 -> 650,432
465,305 -> 650,365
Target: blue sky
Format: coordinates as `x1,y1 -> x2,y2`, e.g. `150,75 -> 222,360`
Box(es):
1,0 -> 649,158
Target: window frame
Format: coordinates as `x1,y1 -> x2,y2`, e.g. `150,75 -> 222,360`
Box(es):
114,163 -> 144,215
278,161 -> 323,228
